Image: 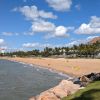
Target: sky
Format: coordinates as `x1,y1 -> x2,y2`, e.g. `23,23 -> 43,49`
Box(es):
0,0 -> 100,51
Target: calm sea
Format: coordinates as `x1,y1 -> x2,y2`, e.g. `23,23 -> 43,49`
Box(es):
0,59 -> 69,100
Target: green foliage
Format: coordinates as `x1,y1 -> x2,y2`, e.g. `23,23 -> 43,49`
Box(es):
62,81 -> 100,100
4,41 -> 100,58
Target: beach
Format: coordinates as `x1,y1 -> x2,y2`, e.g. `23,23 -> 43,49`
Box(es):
3,57 -> 100,77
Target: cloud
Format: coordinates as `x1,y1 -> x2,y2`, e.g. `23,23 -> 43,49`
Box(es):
86,36 -> 99,40
65,36 -> 100,47
23,42 -> 39,48
0,39 -> 5,45
31,20 -> 55,33
65,40 -> 82,47
22,42 -> 57,49
75,4 -> 81,11
22,42 -> 61,49
46,0 -> 72,11
2,32 -> 13,36
0,39 -> 7,51
75,16 -> 100,34
13,5 -> 57,20
46,26 -> 70,38
2,32 -> 19,36
53,26 -> 69,37
30,19 -> 70,38
23,36 -> 100,49
13,5 -> 72,38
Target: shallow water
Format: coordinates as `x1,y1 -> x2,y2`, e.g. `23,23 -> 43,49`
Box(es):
0,59 -> 69,100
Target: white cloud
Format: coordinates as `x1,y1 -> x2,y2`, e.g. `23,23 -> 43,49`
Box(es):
46,26 -> 70,38
40,43 -> 53,48
13,5 -> 57,20
65,40 -> 81,47
22,42 -> 60,49
75,4 -> 81,11
30,20 -> 70,38
2,32 -> 19,36
75,16 -> 100,34
39,10 -> 57,19
46,0 -> 72,11
53,26 -> 69,37
22,42 -> 50,48
65,36 -> 100,47
0,39 -> 5,45
23,42 -> 39,48
2,32 -> 13,36
86,36 -> 99,41
0,39 -> 7,51
13,5 -> 72,38
31,20 -> 55,33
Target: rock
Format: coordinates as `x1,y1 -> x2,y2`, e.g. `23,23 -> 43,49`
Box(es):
95,73 -> 100,80
90,73 -> 100,81
80,76 -> 90,82
29,73 -> 100,100
36,91 -> 60,100
29,80 -> 80,100
73,78 -> 81,84
79,73 -> 100,87
29,97 -> 36,100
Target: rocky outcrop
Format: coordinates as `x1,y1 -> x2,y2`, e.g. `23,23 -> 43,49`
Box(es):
29,80 -> 80,100
74,73 -> 100,87
29,73 -> 100,100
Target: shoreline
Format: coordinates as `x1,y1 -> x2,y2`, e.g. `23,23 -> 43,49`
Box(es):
0,57 -> 79,77
1,57 -> 100,77
1,58 -> 75,78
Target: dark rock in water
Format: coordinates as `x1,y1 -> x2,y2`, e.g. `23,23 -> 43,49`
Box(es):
80,76 -> 91,82
73,78 -> 81,84
85,73 -> 95,78
85,73 -> 100,81
79,76 -> 91,87
74,73 -> 100,87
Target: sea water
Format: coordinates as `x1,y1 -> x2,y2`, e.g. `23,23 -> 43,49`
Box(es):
0,59 -> 69,100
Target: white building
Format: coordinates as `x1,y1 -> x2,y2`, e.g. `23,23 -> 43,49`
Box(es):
0,48 -> 5,54
96,53 -> 100,58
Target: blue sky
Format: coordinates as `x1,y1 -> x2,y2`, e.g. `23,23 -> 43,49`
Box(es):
0,0 -> 100,51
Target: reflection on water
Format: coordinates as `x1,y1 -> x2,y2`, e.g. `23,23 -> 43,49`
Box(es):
0,59 -> 69,100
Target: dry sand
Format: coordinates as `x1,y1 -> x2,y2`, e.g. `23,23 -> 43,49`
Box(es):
2,57 -> 100,77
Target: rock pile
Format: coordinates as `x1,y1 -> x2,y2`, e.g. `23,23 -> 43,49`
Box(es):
29,80 -> 80,100
29,73 -> 100,100
74,73 -> 100,87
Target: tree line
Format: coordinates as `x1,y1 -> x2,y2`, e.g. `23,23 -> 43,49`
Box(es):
2,41 -> 100,58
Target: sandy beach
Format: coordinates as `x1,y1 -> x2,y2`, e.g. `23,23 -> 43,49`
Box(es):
2,57 -> 100,77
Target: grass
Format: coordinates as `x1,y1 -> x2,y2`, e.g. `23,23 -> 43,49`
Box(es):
62,81 -> 100,100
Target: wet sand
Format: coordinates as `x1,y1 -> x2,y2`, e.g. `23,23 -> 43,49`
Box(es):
3,57 -> 100,77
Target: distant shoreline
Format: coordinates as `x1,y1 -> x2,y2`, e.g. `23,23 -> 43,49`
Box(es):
1,57 -> 75,78
1,57 -> 100,77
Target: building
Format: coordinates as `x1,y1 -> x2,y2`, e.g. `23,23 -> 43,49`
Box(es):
0,48 -> 5,54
